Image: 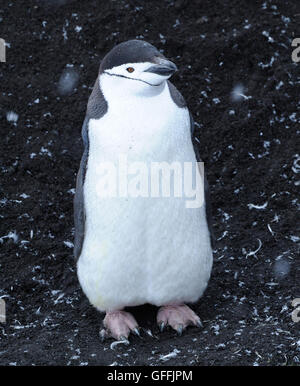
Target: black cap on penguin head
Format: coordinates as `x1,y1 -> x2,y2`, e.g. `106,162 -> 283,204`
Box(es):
99,40 -> 166,73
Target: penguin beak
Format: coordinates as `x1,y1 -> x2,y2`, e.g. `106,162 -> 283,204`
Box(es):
145,60 -> 178,77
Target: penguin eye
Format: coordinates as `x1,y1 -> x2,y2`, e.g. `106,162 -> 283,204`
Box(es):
126,67 -> 135,73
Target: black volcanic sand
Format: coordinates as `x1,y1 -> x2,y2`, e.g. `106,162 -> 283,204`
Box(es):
0,0 -> 299,366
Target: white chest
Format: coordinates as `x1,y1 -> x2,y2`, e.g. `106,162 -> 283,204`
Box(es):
88,82 -> 190,161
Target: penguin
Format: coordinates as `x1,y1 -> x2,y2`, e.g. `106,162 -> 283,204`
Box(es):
74,40 -> 214,341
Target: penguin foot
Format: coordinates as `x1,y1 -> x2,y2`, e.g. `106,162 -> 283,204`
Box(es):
157,304 -> 203,335
102,310 -> 139,341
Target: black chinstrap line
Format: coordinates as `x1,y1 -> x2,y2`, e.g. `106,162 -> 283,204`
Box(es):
103,71 -> 161,87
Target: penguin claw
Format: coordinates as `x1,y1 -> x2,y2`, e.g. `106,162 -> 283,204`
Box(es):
176,324 -> 184,336
159,321 -> 165,332
196,319 -> 203,328
143,328 -> 159,340
133,327 -> 141,337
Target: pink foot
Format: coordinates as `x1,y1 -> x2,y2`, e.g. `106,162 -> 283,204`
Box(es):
157,304 -> 203,335
101,310 -> 140,341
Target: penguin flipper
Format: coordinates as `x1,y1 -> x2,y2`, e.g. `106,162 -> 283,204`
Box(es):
74,116 -> 89,261
190,112 -> 216,249
74,78 -> 108,261
167,80 -> 187,108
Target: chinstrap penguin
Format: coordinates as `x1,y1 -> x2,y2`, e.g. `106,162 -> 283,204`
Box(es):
74,40 -> 214,341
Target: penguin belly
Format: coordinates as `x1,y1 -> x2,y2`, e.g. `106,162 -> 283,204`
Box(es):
77,86 -> 213,312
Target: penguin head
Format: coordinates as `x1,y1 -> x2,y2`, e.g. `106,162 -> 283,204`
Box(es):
99,40 -> 177,94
